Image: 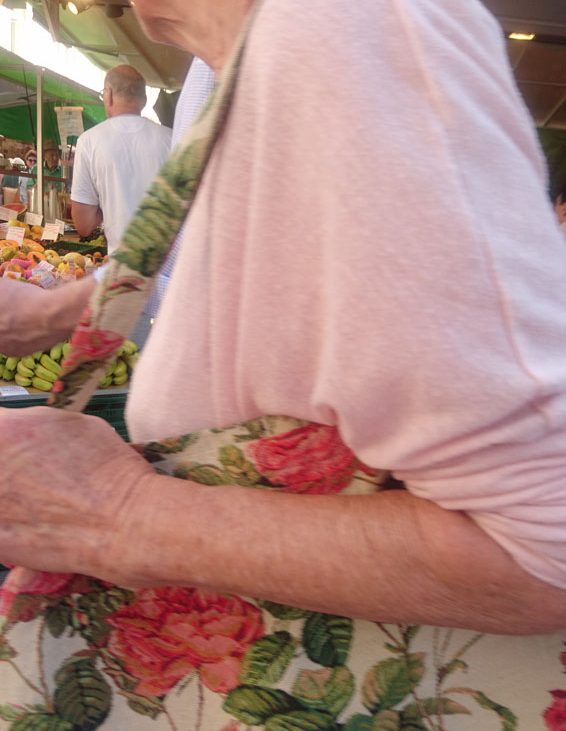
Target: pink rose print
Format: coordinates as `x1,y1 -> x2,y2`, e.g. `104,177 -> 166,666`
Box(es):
218,723 -> 240,731
247,423 -> 379,494
0,569 -> 99,623
545,691 -> 566,730
0,568 -> 74,616
61,307 -> 124,371
106,588 -> 264,697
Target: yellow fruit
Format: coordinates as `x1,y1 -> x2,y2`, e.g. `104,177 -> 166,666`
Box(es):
35,364 -> 58,383
63,252 -> 86,268
44,250 -> 61,266
1,247 -> 18,262
40,354 -> 62,375
16,361 -> 34,379
32,376 -> 52,392
113,372 -> 128,386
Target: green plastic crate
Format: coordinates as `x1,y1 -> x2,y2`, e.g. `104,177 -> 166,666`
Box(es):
52,241 -> 107,257
1,389 -> 129,441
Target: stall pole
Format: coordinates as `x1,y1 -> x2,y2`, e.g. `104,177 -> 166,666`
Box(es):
36,66 -> 44,217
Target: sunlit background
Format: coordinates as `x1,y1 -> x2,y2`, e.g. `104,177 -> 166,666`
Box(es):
0,2 -> 160,122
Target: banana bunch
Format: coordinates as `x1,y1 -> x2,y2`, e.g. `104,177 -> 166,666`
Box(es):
0,339 -> 139,392
97,340 -> 140,389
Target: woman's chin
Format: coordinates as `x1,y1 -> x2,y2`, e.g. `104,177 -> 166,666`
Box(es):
133,14 -> 188,51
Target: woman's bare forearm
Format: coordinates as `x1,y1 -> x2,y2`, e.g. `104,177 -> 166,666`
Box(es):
0,277 -> 94,355
112,475 -> 566,635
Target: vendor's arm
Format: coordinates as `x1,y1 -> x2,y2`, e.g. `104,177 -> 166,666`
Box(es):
0,276 -> 94,355
71,201 -> 103,238
0,406 -> 563,635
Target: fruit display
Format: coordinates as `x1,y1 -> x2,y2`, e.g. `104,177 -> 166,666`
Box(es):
0,339 -> 139,392
0,220 -> 106,285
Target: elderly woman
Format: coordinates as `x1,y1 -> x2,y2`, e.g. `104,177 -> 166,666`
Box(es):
0,0 -> 565,728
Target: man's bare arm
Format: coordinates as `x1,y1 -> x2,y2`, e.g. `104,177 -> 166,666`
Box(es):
71,201 -> 102,238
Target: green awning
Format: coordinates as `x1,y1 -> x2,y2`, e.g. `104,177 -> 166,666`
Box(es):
0,47 -> 105,144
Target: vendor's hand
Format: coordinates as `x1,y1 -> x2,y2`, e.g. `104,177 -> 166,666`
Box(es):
0,406 -> 154,583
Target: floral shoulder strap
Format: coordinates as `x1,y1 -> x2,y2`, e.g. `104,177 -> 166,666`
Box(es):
49,8 -> 259,413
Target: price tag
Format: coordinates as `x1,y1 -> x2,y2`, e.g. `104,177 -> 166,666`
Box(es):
41,223 -> 60,241
55,219 -> 66,236
32,266 -> 57,289
0,207 -> 13,222
25,212 -> 43,226
6,226 -> 25,245
36,259 -> 55,272
0,385 -> 29,397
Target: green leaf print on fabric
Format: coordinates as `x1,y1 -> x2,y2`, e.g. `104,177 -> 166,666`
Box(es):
265,709 -> 337,731
449,689 -> 517,730
173,462 -> 229,485
362,654 -> 426,713
371,710 -> 401,731
0,637 -> 16,661
125,696 -> 166,720
74,586 -> 134,648
302,614 -> 353,668
10,714 -> 73,731
53,656 -> 112,730
44,604 -> 72,639
115,139 -> 210,278
99,650 -> 166,719
219,445 -> 263,486
292,666 -> 355,718
241,632 -> 296,686
259,602 -> 312,621
401,698 -> 470,719
144,434 -> 199,455
343,714 -> 375,731
0,706 -> 26,723
223,686 -> 302,725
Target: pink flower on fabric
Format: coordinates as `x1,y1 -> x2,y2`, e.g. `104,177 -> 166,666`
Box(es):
219,722 -> 240,731
0,569 -> 74,621
545,691 -> 566,730
63,308 -> 124,370
246,423 -> 378,494
10,570 -> 74,595
106,588 -> 264,697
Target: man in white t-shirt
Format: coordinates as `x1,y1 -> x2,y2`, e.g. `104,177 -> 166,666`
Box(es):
71,65 -> 172,254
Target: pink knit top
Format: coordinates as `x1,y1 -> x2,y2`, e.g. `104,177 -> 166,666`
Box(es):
128,0 -> 566,589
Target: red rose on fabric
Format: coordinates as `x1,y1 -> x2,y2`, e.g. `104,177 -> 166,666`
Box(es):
246,423 -> 378,494
61,307 -> 124,370
545,691 -> 566,730
64,326 -> 124,370
0,569 -> 97,622
106,588 -> 264,697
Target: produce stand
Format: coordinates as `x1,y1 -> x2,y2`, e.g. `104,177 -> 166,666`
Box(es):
0,384 -> 130,440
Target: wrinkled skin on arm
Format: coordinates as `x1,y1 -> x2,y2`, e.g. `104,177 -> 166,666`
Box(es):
0,406 -> 564,635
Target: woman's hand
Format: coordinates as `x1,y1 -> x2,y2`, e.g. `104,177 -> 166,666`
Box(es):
0,276 -> 95,356
0,406 -> 153,582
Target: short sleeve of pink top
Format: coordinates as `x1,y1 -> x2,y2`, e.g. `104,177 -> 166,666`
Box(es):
127,0 -> 566,589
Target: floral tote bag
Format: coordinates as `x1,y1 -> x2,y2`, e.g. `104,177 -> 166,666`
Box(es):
1,7 -> 565,731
